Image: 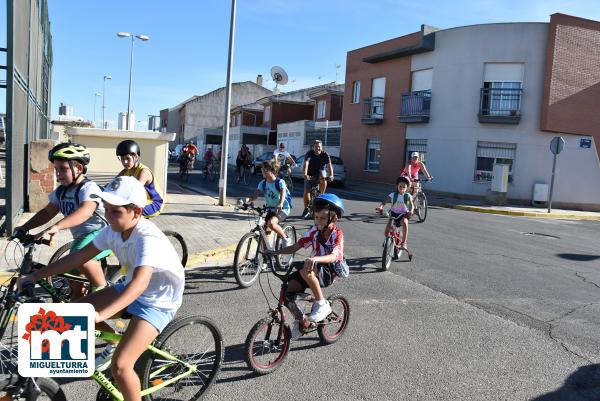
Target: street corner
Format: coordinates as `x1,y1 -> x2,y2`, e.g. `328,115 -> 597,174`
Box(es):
451,204 -> 600,221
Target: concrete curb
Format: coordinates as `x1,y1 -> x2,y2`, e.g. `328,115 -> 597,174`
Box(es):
452,205 -> 600,220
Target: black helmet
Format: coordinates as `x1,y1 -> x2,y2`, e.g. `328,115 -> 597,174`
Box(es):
396,176 -> 411,186
48,142 -> 90,165
116,140 -> 141,156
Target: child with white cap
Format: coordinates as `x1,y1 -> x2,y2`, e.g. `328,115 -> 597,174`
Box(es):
18,176 -> 184,401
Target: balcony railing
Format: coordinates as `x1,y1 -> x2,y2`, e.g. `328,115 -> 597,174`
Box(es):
398,90 -> 431,123
361,97 -> 384,125
479,87 -> 523,124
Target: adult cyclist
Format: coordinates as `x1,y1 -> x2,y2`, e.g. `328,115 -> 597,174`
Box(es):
273,142 -> 296,178
402,152 -> 433,195
302,140 -> 333,219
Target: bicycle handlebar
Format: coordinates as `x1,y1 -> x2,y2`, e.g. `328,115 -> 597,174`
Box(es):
10,231 -> 53,247
235,201 -> 267,215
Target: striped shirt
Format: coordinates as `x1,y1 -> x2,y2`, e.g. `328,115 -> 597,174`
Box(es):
298,225 -> 344,262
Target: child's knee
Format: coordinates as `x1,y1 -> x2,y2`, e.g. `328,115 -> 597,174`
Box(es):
111,354 -> 133,378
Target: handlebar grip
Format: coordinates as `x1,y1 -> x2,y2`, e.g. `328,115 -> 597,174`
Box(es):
39,238 -> 53,246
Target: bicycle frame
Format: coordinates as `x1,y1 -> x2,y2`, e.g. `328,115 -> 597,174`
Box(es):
92,330 -> 196,401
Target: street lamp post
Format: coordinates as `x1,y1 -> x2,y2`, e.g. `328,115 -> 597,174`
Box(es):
117,32 -> 150,131
93,93 -> 101,127
102,75 -> 111,129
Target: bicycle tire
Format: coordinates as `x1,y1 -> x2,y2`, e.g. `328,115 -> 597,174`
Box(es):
381,236 -> 394,271
233,232 -> 263,288
317,294 -> 351,345
0,308 -> 19,390
162,230 -> 189,267
26,377 -> 67,401
274,225 -> 296,275
416,192 -> 428,223
244,316 -> 291,375
141,315 -> 223,401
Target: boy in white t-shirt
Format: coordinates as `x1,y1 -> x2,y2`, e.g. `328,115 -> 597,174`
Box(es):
18,176 -> 184,401
375,176 -> 414,260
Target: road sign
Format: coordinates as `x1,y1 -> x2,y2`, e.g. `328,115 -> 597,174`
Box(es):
580,138 -> 592,149
550,136 -> 565,155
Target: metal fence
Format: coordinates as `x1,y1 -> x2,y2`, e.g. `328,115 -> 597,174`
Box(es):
4,0 -> 53,234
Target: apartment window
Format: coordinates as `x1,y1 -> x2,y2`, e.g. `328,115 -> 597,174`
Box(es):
317,100 -> 326,119
481,63 -> 524,116
264,106 -> 271,122
365,139 -> 381,171
405,139 -> 428,163
474,141 -> 516,182
352,81 -> 361,103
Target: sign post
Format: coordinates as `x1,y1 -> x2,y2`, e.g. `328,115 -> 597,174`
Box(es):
548,136 -> 565,213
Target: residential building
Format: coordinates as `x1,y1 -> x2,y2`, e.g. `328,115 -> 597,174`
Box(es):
160,79 -> 272,149
341,14 -> 600,210
227,103 -> 270,162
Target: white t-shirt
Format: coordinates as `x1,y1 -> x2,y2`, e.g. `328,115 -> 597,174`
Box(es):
93,218 -> 184,311
388,191 -> 412,214
48,180 -> 107,238
273,149 -> 292,165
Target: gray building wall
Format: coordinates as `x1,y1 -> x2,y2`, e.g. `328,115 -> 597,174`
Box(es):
408,23 -> 600,207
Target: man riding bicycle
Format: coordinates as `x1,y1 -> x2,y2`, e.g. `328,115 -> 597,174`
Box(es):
273,142 -> 295,179
402,152 -> 433,195
179,142 -> 197,174
302,140 -> 334,219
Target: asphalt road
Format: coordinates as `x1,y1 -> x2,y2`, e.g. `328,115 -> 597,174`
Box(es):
57,166 -> 600,401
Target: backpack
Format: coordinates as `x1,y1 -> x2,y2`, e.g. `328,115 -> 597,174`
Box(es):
392,192 -> 412,210
55,178 -> 90,208
261,178 -> 292,208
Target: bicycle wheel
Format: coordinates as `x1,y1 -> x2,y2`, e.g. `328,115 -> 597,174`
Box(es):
141,315 -> 223,401
244,316 -> 291,375
317,294 -> 351,345
381,236 -> 394,271
416,192 -> 428,222
162,230 -> 189,267
274,225 -> 296,275
0,307 -> 19,389
233,232 -> 263,288
5,377 -> 68,401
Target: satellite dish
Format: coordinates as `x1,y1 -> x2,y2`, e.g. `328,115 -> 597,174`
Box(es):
270,66 -> 289,91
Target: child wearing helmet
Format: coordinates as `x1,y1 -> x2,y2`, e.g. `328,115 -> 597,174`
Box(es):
13,142 -> 111,298
375,176 -> 414,260
116,140 -> 164,218
271,193 -> 348,339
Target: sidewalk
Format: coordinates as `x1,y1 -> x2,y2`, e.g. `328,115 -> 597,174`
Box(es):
343,180 -> 600,221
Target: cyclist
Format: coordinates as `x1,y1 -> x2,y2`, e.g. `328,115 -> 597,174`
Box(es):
178,142 -> 197,174
273,142 -> 295,172
375,176 -> 414,261
202,147 -> 214,176
18,176 -> 185,401
271,193 -> 347,338
116,140 -> 164,218
242,159 -> 293,247
235,144 -> 252,183
302,140 -> 334,219
402,152 -> 433,195
13,142 -> 111,298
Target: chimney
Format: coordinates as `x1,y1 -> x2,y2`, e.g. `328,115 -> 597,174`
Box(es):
257,74 -> 263,86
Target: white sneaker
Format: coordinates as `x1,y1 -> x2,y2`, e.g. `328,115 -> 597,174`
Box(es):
95,344 -> 116,372
307,300 -> 332,323
289,320 -> 302,340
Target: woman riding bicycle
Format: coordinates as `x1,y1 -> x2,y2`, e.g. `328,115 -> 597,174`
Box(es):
235,144 -> 252,183
401,152 -> 433,195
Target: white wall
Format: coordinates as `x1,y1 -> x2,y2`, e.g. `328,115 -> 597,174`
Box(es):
278,120 -> 341,159
408,23 -> 600,205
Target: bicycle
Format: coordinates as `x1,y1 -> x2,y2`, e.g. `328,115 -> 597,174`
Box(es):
304,175 -> 329,219
378,210 -> 411,270
235,160 -> 251,185
410,177 -> 432,223
48,230 -> 189,293
178,154 -> 194,181
244,250 -> 350,375
0,280 -> 67,401
277,163 -> 294,194
1,234 -> 224,401
232,203 -> 297,288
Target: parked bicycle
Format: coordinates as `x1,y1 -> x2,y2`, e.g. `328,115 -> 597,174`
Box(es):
48,230 -> 188,292
233,202 -> 297,288
244,249 -> 350,375
410,177 -> 432,223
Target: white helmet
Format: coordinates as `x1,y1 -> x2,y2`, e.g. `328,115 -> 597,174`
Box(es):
411,152 -> 419,158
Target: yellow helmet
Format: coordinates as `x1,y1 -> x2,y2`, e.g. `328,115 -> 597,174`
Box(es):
48,143 -> 90,165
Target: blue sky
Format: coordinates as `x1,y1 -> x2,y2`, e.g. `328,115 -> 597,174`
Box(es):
2,0 -> 600,129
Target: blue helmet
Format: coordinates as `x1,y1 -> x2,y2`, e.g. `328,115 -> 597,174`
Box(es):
314,193 -> 345,218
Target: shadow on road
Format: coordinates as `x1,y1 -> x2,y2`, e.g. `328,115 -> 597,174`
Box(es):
556,253 -> 600,262
183,266 -> 242,295
530,363 -> 600,400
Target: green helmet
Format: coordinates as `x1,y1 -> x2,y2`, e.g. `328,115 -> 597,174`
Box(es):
48,143 -> 91,165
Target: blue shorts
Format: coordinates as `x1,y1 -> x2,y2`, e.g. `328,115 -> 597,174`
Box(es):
113,283 -> 176,332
